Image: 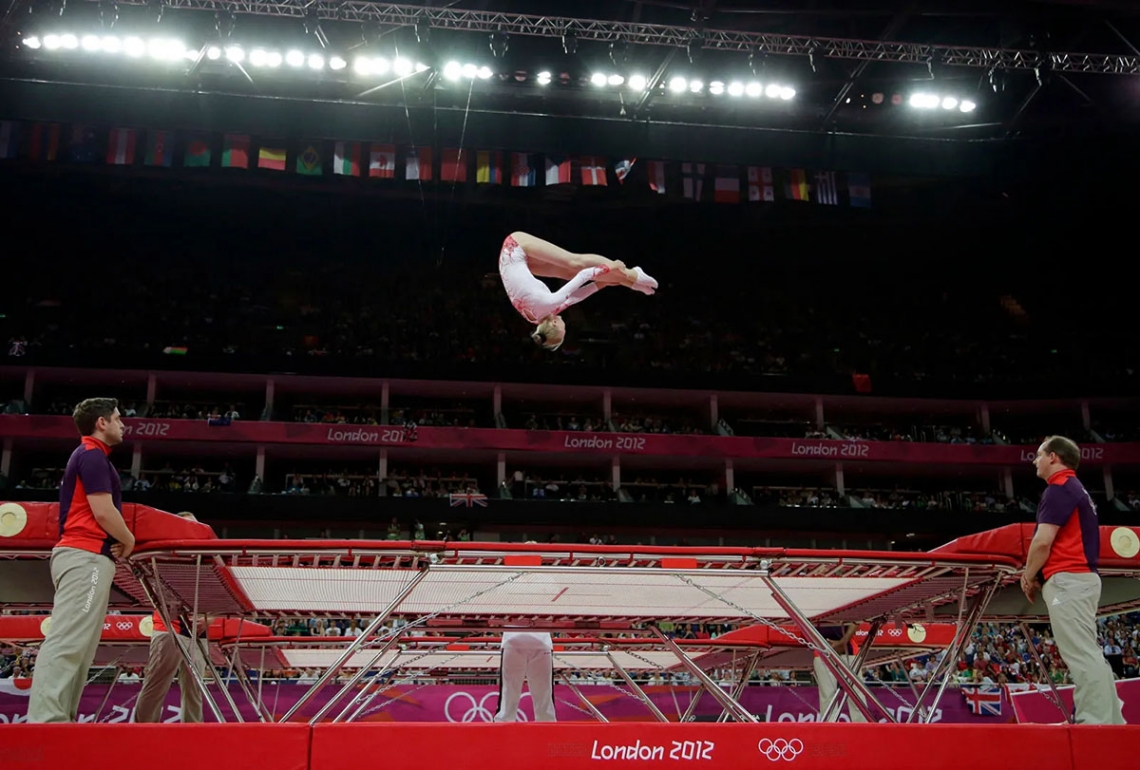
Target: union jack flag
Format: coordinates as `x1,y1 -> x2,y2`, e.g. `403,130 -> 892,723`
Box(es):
962,685 -> 1003,716
449,492 -> 488,508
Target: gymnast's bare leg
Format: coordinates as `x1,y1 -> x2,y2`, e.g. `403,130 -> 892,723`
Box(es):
509,231 -> 657,293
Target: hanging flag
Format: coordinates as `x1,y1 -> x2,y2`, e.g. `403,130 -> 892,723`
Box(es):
105,128 -> 137,165
813,170 -> 839,205
580,156 -> 608,186
476,151 -> 502,184
0,121 -> 19,160
786,169 -> 809,201
333,141 -> 362,177
368,144 -> 396,179
962,686 -> 1002,716
29,123 -> 60,162
183,136 -> 212,167
614,158 -> 636,184
405,146 -> 433,181
544,155 -> 572,185
67,124 -> 99,163
258,143 -> 287,171
221,133 -> 250,169
144,130 -> 173,167
441,147 -> 466,182
449,492 -> 488,508
682,162 -> 705,200
296,141 -> 323,176
647,160 -> 666,194
713,166 -> 740,203
747,167 -> 775,202
848,172 -> 872,208
510,153 -> 538,187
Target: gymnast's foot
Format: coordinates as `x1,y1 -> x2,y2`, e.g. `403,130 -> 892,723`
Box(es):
630,267 -> 658,295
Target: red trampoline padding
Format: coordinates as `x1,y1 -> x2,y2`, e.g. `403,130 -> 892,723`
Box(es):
209,618 -> 273,641
1069,726 -> 1140,770
127,503 -> 218,544
4,724 -> 310,770
715,622 -> 958,648
932,523 -> 1033,561
0,501 -> 60,548
0,501 -> 217,550
310,723 -> 1071,770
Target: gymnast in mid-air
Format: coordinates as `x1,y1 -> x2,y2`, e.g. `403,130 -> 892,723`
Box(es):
498,231 -> 658,351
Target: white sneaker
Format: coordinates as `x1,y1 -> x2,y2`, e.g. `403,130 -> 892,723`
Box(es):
631,267 -> 658,295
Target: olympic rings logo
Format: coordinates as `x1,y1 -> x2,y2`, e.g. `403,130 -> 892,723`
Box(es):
115,621 -> 135,631
758,739 -> 804,762
443,691 -> 530,723
887,628 -> 902,637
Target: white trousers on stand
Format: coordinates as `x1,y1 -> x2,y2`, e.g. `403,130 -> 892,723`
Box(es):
494,632 -> 557,722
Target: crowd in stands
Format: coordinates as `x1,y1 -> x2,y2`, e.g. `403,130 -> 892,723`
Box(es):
12,465 -> 1137,514
4,196 -> 1138,400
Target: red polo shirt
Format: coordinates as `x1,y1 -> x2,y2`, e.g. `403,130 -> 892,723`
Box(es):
57,436 -> 122,557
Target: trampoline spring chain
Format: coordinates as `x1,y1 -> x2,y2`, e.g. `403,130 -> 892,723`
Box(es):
623,649 -> 666,669
674,574 -> 826,654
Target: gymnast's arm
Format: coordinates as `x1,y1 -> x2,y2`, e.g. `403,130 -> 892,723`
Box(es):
547,266 -> 608,315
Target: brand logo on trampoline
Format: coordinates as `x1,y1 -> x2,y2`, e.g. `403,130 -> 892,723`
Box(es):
758,738 -> 804,762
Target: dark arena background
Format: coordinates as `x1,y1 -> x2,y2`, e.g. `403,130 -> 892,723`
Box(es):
2,0 -> 1140,767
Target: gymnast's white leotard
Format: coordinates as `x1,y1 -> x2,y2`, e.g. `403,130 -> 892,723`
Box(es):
498,235 -> 607,324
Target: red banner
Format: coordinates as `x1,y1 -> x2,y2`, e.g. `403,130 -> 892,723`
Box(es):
2,415 -> 1137,465
310,723 -> 1072,770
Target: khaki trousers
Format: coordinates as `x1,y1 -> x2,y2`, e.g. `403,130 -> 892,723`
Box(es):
27,547 -> 116,723
1043,571 -> 1125,725
133,630 -> 206,723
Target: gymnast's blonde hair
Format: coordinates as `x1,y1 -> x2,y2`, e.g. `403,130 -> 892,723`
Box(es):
531,317 -> 564,351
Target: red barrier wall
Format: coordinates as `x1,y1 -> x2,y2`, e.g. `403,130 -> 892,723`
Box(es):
310,723 -> 1071,770
4,724 -> 310,770
4,720 -> 1138,770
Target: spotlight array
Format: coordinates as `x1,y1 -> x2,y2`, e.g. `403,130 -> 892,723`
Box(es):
579,72 -> 793,99
21,33 -> 425,77
908,92 -> 977,113
25,33 -> 193,61
441,61 -> 495,81
354,56 -> 430,77
660,75 -> 795,99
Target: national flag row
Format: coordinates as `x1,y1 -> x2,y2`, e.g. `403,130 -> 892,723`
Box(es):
0,120 -> 871,207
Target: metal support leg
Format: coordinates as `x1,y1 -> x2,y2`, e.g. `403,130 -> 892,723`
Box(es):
338,665 -> 401,724
560,673 -> 609,723
718,651 -> 760,722
680,687 -> 705,722
312,630 -> 405,725
193,633 -> 246,723
606,651 -> 669,722
1019,621 -> 1074,724
650,626 -> 757,723
226,645 -> 273,722
278,568 -> 428,723
94,670 -> 120,722
759,573 -> 894,723
822,619 -> 881,722
133,561 -> 227,723
911,577 -> 1001,724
